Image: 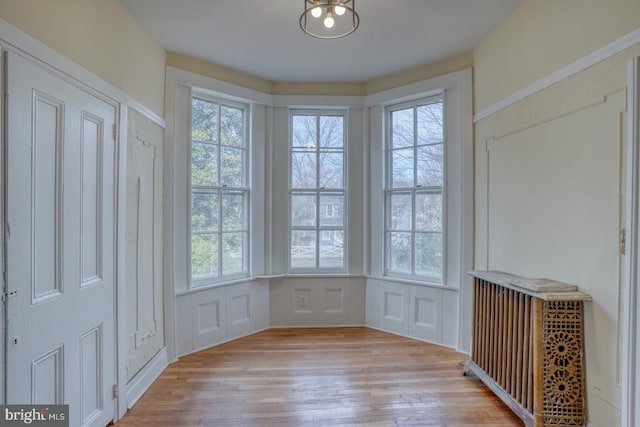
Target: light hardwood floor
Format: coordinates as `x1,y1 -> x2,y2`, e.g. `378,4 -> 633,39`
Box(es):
116,328 -> 523,426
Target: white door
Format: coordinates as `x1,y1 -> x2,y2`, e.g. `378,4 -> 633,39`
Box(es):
5,51 -> 116,427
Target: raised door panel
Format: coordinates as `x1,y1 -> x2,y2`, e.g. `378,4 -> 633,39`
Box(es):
6,51 -> 116,427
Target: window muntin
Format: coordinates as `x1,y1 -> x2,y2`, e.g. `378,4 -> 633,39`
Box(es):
190,97 -> 249,285
290,112 -> 346,270
386,97 -> 444,281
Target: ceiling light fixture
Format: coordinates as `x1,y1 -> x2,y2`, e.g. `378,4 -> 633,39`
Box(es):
300,0 -> 359,39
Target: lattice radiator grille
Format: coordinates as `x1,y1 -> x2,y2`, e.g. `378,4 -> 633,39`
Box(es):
465,271 -> 590,427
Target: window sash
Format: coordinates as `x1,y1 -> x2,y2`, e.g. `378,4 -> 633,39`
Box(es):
289,111 -> 347,271
190,95 -> 250,286
385,96 -> 444,282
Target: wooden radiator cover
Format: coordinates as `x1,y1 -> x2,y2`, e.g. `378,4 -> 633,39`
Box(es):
464,271 -> 591,427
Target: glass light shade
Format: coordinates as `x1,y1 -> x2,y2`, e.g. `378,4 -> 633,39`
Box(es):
324,12 -> 335,28
311,1 -> 322,18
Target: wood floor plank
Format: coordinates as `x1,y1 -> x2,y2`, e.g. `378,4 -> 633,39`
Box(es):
115,328 -> 523,426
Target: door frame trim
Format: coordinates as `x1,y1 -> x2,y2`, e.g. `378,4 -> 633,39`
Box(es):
1,46 -> 6,406
623,56 -> 640,427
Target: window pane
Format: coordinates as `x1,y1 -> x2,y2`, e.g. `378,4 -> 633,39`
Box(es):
191,234 -> 218,278
319,116 -> 344,148
222,232 -> 245,274
389,193 -> 412,231
417,102 -> 443,146
391,148 -> 414,188
388,232 -> 411,274
319,193 -> 344,227
391,108 -> 414,148
319,230 -> 344,268
415,232 -> 443,278
220,105 -> 244,147
192,98 -> 218,143
192,142 -> 217,186
291,193 -> 316,227
417,143 -> 443,187
291,230 -> 316,268
192,191 -> 218,233
416,191 -> 442,232
292,115 -> 317,148
319,152 -> 343,189
291,152 -> 316,188
222,191 -> 246,231
220,147 -> 244,187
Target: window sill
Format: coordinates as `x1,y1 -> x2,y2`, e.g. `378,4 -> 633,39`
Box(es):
175,274 -> 367,297
365,274 -> 460,292
175,276 -> 255,296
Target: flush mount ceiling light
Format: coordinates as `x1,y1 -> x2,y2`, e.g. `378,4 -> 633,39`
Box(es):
300,0 -> 359,39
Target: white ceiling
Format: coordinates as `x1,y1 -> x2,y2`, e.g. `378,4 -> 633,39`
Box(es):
119,0 -> 524,83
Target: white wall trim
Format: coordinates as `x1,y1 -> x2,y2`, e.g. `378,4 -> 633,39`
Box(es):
622,56 -> 640,427
167,66 -> 272,106
364,69 -> 471,107
115,105 -> 129,420
127,96 -> 166,128
0,47 -> 6,405
365,274 -> 460,292
163,67 -> 178,363
125,347 -> 169,409
474,27 -> 640,122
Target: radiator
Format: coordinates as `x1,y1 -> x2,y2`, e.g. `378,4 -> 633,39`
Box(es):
464,271 -> 591,427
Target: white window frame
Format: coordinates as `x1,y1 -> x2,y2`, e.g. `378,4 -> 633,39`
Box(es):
367,70 -> 473,300
384,95 -> 446,283
288,109 -> 348,273
189,93 -> 251,287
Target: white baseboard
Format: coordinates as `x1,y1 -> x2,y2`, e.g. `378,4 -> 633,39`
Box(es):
125,347 -> 169,409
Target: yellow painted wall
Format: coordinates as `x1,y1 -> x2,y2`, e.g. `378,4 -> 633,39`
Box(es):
365,51 -> 472,95
474,0 -> 640,112
0,0 -> 166,116
166,52 -> 272,95
474,1 -> 640,425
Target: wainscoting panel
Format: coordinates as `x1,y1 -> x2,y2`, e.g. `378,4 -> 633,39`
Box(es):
175,279 -> 270,357
379,282 -> 409,336
226,282 -> 254,340
366,278 -> 459,349
409,286 -> 442,343
269,277 -> 365,327
193,287 -> 227,351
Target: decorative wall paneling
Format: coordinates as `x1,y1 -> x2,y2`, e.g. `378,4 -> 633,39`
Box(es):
125,109 -> 165,383
175,280 -> 270,357
365,278 -> 459,349
269,277 -> 365,327
475,44 -> 640,427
